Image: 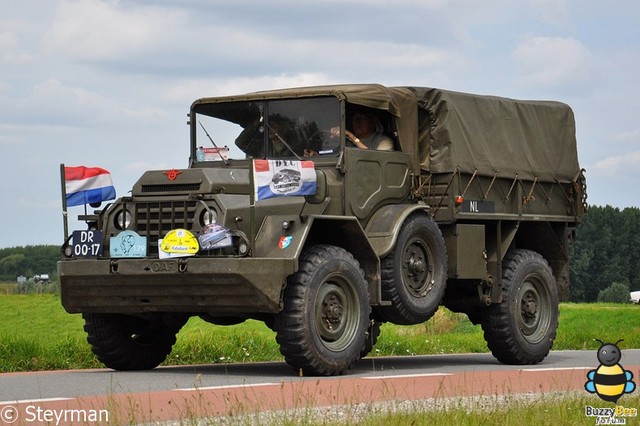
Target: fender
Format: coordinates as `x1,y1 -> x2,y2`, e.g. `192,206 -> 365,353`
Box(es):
364,202 -> 431,258
254,214 -> 384,305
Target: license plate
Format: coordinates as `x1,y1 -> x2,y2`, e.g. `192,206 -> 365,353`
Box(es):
72,230 -> 104,257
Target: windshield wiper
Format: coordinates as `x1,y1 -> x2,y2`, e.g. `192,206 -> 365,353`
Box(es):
265,123 -> 302,160
198,120 -> 229,165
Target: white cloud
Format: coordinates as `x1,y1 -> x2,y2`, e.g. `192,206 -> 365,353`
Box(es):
165,73 -> 334,103
512,36 -> 592,89
43,0 -> 185,60
0,20 -> 37,64
591,151 -> 640,177
527,0 -> 569,25
614,130 -> 640,144
0,30 -> 18,50
0,0 -> 639,247
16,78 -> 168,126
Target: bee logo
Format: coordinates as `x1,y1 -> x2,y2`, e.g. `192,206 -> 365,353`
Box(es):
585,339 -> 636,403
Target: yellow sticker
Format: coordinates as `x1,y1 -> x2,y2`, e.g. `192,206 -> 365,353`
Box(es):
160,229 -> 199,254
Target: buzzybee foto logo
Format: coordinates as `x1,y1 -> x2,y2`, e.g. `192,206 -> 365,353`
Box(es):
584,339 -> 637,424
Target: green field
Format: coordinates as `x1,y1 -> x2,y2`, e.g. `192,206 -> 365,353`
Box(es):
1,294 -> 639,373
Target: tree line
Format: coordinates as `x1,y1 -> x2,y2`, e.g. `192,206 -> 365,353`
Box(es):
569,205 -> 640,302
0,245 -> 60,282
0,205 -> 636,302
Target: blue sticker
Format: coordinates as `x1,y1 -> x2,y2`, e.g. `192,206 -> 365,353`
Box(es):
110,230 -> 147,258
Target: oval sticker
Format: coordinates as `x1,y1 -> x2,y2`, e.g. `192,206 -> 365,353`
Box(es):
279,235 -> 293,249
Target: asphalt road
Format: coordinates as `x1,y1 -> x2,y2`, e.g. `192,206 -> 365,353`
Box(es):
1,350 -> 639,424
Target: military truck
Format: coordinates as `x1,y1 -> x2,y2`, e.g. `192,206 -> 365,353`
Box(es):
58,84 -> 586,376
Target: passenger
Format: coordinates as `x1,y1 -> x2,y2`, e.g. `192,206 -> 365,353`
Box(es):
235,115 -> 297,158
267,119 -> 290,157
345,111 -> 394,151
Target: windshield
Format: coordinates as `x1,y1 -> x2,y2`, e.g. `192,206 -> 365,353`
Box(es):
193,97 -> 341,161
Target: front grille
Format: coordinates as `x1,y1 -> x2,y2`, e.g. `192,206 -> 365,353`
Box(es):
135,201 -> 198,255
141,183 -> 201,193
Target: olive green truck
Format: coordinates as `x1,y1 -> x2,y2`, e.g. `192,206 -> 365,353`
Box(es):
58,84 -> 586,376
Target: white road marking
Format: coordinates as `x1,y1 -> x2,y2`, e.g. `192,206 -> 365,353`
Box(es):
0,397 -> 72,405
520,367 -> 592,372
363,373 -> 454,380
176,382 -> 280,391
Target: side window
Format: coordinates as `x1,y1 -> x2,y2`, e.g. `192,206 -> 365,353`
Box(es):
345,104 -> 396,151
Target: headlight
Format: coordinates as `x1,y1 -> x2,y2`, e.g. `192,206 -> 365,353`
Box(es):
114,209 -> 132,230
200,208 -> 218,225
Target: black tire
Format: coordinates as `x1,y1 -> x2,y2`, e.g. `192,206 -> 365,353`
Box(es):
360,319 -> 381,358
275,244 -> 370,376
481,249 -> 559,364
83,313 -> 185,371
378,214 -> 448,325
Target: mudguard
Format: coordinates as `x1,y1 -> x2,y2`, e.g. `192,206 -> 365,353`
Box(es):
364,203 -> 431,258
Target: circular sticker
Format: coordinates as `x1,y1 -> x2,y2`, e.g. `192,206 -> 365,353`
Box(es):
161,229 -> 199,254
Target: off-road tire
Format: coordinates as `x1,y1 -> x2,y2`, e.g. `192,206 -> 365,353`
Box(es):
481,249 -> 559,364
378,214 -> 448,325
83,313 -> 184,371
275,244 -> 370,376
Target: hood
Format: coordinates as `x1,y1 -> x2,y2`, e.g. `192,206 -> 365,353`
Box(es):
131,167 -> 252,196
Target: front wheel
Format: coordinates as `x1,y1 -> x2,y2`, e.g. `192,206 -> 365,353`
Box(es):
481,249 -> 559,364
83,313 -> 186,370
275,244 -> 370,376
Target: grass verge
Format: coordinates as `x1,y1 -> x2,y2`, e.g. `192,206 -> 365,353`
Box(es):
1,295 -> 639,372
177,392 -> 640,425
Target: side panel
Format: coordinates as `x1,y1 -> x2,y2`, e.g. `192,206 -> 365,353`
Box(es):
344,148 -> 412,220
442,224 -> 487,279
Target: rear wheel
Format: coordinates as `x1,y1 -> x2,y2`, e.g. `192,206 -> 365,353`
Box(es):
378,214 -> 447,325
275,244 -> 370,376
83,313 -> 186,370
481,249 -> 559,364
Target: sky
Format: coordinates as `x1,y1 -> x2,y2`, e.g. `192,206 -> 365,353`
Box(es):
1,0 -> 639,248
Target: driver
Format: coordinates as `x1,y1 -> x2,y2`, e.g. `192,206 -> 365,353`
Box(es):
345,109 -> 394,151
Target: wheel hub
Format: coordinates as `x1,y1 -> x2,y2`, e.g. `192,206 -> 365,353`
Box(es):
322,294 -> 343,330
316,282 -> 354,346
522,295 -> 537,320
403,241 -> 432,296
408,258 -> 426,275
518,281 -> 549,341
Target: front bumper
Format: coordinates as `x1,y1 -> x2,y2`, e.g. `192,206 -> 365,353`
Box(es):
58,257 -> 296,315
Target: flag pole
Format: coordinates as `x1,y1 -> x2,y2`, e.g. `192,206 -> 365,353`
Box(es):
60,163 -> 69,241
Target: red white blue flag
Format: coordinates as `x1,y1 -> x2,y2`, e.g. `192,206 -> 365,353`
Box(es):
253,160 -> 316,201
64,166 -> 116,207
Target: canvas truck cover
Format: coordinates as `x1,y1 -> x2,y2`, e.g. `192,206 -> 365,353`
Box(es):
411,87 -> 581,183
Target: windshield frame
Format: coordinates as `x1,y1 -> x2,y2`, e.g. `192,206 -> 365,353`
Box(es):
190,96 -> 344,167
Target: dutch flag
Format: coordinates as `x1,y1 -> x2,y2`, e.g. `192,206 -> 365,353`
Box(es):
64,166 -> 116,207
253,159 -> 316,201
